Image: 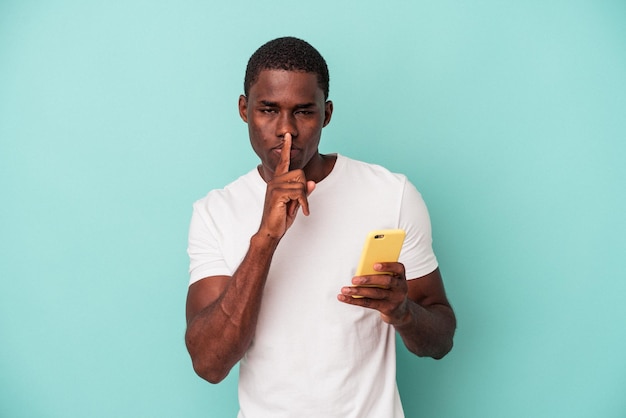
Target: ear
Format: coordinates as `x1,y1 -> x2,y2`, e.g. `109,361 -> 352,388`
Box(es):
238,95 -> 248,123
323,100 -> 333,127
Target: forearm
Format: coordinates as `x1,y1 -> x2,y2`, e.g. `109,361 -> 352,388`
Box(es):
185,233 -> 280,383
393,300 -> 456,359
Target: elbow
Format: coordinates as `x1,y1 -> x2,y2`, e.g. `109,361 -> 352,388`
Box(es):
187,341 -> 233,383
411,338 -> 453,360
431,337 -> 454,360
409,328 -> 455,360
185,334 -> 233,384
430,323 -> 456,359
191,359 -> 230,384
430,313 -> 456,360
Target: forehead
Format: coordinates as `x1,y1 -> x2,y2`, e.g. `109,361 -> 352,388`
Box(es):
248,70 -> 324,102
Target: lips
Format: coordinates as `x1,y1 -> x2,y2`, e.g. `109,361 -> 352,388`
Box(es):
271,145 -> 301,156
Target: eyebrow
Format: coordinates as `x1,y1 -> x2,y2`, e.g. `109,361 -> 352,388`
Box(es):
259,100 -> 317,109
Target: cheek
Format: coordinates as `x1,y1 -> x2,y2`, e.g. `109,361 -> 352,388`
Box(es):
248,118 -> 271,138
246,118 -> 261,136
248,127 -> 271,158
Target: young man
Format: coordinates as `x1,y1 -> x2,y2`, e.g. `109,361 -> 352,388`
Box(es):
185,37 -> 456,418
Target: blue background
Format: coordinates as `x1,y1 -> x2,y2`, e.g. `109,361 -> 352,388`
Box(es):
1,1 -> 625,417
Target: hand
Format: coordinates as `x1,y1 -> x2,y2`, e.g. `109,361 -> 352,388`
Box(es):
259,133 -> 316,239
337,262 -> 411,326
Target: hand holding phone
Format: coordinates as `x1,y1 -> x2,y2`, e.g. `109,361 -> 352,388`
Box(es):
351,229 -> 405,297
355,229 -> 406,276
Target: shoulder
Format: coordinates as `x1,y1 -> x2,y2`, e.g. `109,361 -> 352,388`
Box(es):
337,154 -> 408,186
194,169 -> 264,208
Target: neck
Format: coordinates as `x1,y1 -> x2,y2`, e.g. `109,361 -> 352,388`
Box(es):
302,153 -> 336,183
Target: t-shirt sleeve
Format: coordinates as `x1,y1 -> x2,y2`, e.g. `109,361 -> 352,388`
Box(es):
187,198 -> 232,285
398,179 -> 439,280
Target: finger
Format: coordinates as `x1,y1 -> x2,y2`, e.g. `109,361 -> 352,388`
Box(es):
351,274 -> 394,289
287,178 -> 315,217
297,192 -> 310,216
338,289 -> 386,307
373,262 -> 406,278
306,180 -> 316,196
287,200 -> 300,217
342,285 -> 389,299
275,133 -> 292,176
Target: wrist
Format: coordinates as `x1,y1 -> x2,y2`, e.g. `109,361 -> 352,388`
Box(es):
251,231 -> 281,251
390,302 -> 414,328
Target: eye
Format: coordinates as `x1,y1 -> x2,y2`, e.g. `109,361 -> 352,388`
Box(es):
260,108 -> 277,114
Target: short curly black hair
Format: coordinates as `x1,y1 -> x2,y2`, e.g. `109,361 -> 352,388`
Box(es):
244,37 -> 330,100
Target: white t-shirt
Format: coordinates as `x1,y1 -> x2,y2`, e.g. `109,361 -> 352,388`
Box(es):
188,154 -> 438,418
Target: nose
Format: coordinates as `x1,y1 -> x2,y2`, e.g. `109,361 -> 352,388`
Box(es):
276,112 -> 298,139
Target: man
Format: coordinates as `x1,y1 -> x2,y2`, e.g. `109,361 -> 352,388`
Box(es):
185,37 -> 456,417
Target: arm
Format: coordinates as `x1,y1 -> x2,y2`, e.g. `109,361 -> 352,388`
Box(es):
185,134 -> 315,383
338,265 -> 456,359
394,267 -> 456,358
185,233 -> 280,383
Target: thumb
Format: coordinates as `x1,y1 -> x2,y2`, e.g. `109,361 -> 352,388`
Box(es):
306,180 -> 316,196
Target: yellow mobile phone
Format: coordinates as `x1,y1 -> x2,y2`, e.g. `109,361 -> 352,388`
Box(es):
355,229 -> 406,276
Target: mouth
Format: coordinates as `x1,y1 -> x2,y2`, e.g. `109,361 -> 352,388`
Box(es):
271,145 -> 301,159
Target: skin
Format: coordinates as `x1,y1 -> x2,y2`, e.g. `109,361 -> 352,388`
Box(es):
184,69 -> 456,384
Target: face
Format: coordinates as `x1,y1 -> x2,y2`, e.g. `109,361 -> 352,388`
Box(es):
239,70 -> 333,181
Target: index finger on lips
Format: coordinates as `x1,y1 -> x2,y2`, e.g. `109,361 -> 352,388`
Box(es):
275,133 -> 292,176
